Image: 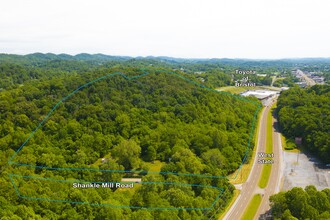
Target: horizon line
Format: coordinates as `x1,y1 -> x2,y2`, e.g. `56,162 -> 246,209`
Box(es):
1,52 -> 330,61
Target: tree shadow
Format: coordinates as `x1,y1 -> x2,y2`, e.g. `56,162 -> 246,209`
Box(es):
271,107 -> 281,132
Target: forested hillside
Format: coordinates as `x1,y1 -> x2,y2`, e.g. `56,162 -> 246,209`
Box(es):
277,85 -> 330,163
0,55 -> 260,219
0,53 -> 299,90
270,186 -> 330,219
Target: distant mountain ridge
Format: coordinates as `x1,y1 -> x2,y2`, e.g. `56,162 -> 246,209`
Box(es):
1,52 -> 330,62
1,53 -> 330,68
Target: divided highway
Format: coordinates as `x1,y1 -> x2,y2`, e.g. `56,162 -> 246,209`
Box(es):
223,98 -> 282,220
296,69 -> 316,86
223,104 -> 269,220
255,106 -> 283,219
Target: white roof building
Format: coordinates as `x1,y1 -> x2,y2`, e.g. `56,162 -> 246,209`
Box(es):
240,90 -> 278,100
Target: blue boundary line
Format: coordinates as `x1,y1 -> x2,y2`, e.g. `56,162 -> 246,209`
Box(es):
6,69 -> 261,212
9,174 -> 224,211
7,69 -> 261,180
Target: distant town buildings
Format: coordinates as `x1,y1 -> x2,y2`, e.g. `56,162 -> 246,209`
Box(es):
293,69 -> 325,87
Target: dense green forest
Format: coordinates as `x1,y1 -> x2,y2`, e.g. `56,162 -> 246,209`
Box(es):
270,186 -> 330,219
277,85 -> 330,163
0,54 -> 261,219
2,53 -> 329,219
0,53 -> 304,90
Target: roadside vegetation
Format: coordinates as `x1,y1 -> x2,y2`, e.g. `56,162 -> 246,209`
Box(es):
270,186 -> 330,219
216,189 -> 240,220
258,103 -> 275,188
277,85 -> 330,163
281,135 -> 300,152
241,194 -> 262,220
228,106 -> 263,185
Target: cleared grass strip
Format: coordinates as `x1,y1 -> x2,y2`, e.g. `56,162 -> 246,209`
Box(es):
258,164 -> 272,188
241,194 -> 262,220
258,103 -> 275,188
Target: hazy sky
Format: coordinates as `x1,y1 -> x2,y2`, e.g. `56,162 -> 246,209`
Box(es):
1,0 -> 330,58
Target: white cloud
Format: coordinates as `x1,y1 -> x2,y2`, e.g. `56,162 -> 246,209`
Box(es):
1,0 -> 330,58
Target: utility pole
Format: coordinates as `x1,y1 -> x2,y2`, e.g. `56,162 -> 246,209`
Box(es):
296,152 -> 299,164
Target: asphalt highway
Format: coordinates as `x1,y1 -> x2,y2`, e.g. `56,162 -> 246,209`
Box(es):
296,69 -> 316,86
254,102 -> 282,219
223,104 -> 270,220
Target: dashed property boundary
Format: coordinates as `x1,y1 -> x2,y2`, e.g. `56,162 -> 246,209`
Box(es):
9,174 -> 224,211
8,69 -> 261,180
6,69 -> 261,212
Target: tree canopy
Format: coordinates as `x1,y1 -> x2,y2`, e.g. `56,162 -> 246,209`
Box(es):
277,85 -> 330,163
270,186 -> 330,220
0,54 -> 260,219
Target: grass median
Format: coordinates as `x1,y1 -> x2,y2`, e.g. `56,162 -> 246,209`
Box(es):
258,103 -> 275,188
241,194 -> 262,220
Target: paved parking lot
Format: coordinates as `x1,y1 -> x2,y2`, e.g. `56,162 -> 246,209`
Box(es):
282,151 -> 330,191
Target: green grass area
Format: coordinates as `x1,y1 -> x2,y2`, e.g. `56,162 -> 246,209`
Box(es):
148,160 -> 165,173
216,86 -> 252,94
258,103 -> 275,188
266,105 -> 274,154
217,190 -> 240,220
281,136 -> 300,152
92,153 -> 111,167
281,134 -> 287,150
241,194 -> 262,220
266,105 -> 274,153
94,159 -> 164,176
258,164 -> 272,188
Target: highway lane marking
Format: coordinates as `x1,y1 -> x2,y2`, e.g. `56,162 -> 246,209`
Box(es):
224,107 -> 271,220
